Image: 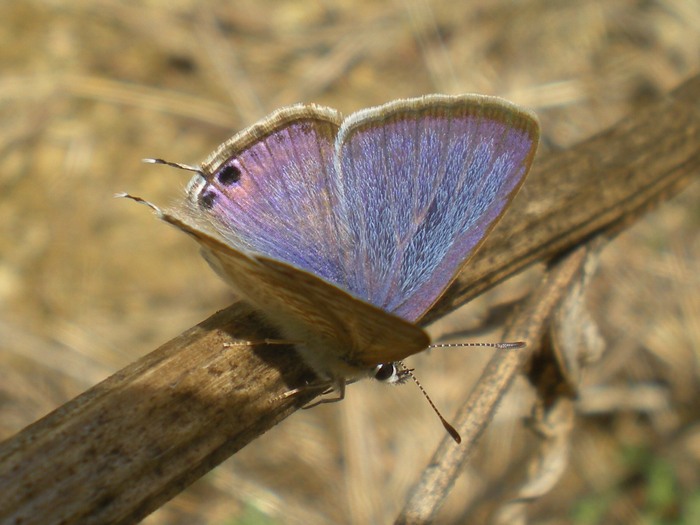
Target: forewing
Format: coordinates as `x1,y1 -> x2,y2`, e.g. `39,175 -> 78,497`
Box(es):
334,94 -> 539,322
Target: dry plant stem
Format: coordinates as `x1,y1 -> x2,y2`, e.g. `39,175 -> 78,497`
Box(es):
0,304 -> 319,525
396,243 -> 594,525
0,75 -> 698,524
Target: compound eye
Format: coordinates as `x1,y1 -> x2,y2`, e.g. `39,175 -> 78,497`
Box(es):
373,363 -> 398,382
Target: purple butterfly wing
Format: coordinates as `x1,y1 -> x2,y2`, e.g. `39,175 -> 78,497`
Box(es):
334,95 -> 539,322
187,105 -> 348,286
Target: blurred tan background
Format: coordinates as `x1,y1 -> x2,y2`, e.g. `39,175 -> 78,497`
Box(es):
1,1 -> 699,524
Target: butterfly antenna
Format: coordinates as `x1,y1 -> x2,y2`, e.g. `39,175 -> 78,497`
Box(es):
429,341 -> 525,350
143,157 -> 204,175
401,364 -> 461,444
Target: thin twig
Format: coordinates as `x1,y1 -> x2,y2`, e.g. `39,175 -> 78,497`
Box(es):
396,240 -> 602,524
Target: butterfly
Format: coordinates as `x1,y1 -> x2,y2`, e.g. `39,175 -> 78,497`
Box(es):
122,94 -> 539,441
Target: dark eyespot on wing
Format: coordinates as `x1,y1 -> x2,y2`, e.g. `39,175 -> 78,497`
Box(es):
216,162 -> 242,186
199,190 -> 217,209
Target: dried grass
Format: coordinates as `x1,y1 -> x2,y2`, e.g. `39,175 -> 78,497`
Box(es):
1,1 -> 699,523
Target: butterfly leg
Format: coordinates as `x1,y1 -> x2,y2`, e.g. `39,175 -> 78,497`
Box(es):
278,378 -> 350,408
223,338 -> 303,347
300,379 -> 346,408
277,380 -> 332,401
